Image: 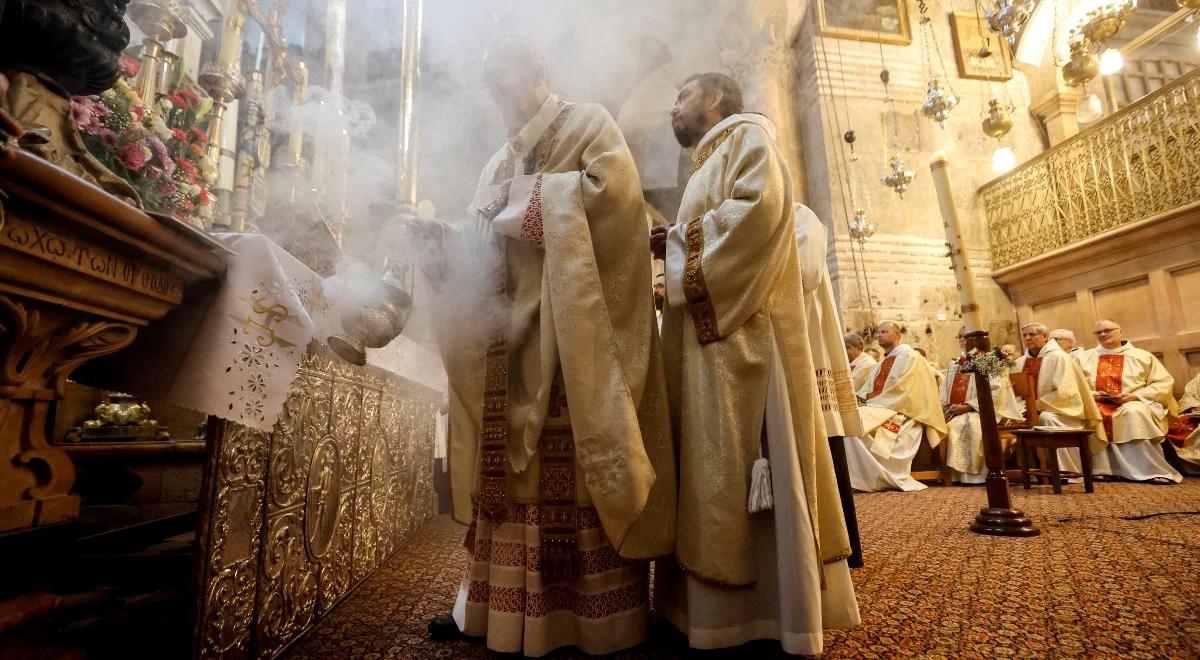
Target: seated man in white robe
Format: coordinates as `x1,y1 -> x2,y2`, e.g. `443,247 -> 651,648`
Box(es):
1079,319 -> 1182,484
1014,322 -> 1105,479
1169,372 -> 1200,470
941,327 -> 1025,484
1049,328 -> 1085,360
844,321 -> 946,492
845,332 -> 877,393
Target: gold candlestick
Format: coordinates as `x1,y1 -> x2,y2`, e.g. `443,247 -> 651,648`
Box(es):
198,64 -> 246,230
128,0 -> 188,101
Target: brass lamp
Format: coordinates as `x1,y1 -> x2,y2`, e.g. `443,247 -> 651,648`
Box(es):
1062,39 -> 1100,87
982,99 -> 1014,138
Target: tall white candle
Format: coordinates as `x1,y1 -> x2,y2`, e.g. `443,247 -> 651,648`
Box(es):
930,151 -> 985,333
215,3 -> 246,71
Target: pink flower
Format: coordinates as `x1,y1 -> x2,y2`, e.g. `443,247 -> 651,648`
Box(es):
119,55 -> 141,79
179,90 -> 201,109
117,140 -> 151,170
143,137 -> 175,180
129,103 -> 147,121
171,128 -> 187,141
71,96 -> 106,134
98,128 -> 119,149
189,127 -> 209,144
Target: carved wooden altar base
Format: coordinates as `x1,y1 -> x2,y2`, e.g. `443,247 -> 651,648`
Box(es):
0,145 -> 225,532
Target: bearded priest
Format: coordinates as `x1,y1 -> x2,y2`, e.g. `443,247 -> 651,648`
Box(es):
423,37 -> 676,657
650,72 -> 858,656
842,321 -> 947,492
1078,319 -> 1181,484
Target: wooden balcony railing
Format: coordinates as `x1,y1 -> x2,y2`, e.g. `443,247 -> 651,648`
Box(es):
981,67 -> 1200,270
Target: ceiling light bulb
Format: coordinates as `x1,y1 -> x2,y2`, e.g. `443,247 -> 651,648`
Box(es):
992,146 -> 1016,174
1077,92 -> 1104,123
1099,48 -> 1124,75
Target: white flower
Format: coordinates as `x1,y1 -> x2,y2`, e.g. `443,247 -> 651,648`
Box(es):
199,203 -> 213,218
198,156 -> 216,174
150,116 -> 172,140
159,98 -> 174,112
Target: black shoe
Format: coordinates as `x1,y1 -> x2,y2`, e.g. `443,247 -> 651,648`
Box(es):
428,614 -> 461,641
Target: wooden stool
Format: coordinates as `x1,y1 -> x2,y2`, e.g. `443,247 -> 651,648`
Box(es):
1014,429 -> 1095,494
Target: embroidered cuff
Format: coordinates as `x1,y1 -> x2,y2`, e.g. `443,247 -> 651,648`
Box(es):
491,173 -> 539,243
682,217 -> 720,345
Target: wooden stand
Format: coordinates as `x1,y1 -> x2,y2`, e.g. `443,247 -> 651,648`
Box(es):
965,332 -> 1040,537
0,142 -> 224,532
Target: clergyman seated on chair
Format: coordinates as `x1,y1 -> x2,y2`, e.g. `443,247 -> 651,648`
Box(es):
1078,319 -> 1182,484
843,321 -> 946,492
941,327 -> 1025,484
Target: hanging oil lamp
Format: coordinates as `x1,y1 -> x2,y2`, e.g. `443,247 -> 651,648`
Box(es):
981,98 -> 1014,139
1061,38 -> 1100,87
882,155 -> 916,198
921,79 -> 959,127
985,0 -> 1035,47
849,209 -> 876,245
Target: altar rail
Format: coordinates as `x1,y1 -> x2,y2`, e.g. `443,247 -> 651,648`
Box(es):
981,67 -> 1200,270
193,345 -> 440,659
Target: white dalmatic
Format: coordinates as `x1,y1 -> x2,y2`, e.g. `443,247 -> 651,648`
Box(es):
1078,342 -> 1181,483
940,359 -> 1025,484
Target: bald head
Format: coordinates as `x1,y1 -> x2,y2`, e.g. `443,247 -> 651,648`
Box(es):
482,37 -> 550,134
1094,319 -> 1124,349
875,321 -> 903,351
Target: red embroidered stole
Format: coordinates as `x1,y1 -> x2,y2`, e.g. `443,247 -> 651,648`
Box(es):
1166,416 -> 1198,448
1022,356 -> 1044,388
866,355 -> 897,400
1095,354 -> 1125,440
949,372 -> 972,406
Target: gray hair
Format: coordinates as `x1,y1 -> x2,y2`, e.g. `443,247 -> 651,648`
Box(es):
1048,328 -> 1075,342
843,332 -> 865,349
1021,322 -> 1049,336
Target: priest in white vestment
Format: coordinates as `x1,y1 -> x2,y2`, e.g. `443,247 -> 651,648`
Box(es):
651,72 -> 858,656
1050,328 -> 1085,360
843,321 -> 947,492
424,38 -> 675,657
1078,320 -> 1181,484
1169,372 -> 1200,468
795,204 -> 863,439
941,328 -> 1025,484
845,332 -> 877,393
1013,323 -> 1106,478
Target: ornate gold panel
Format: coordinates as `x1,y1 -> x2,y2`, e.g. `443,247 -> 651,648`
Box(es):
194,345 -> 440,659
982,68 -> 1200,270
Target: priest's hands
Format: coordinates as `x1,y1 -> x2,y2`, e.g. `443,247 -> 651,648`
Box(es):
1095,392 -> 1135,405
649,225 -> 671,260
943,403 -> 971,420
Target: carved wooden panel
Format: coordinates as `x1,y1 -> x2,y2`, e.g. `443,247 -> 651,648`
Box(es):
1093,277 -> 1156,341
1030,295 -> 1083,340
194,346 -> 439,659
1172,265 -> 1200,333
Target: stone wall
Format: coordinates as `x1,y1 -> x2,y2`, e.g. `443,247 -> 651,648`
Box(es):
793,0 -> 1042,367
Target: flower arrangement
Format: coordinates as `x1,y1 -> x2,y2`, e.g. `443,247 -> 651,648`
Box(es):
958,347 -> 1015,378
71,54 -> 218,228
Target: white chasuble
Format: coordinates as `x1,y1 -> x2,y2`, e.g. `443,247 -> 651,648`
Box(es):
795,203 -> 862,438
431,96 -> 675,656
844,343 -> 946,492
1078,343 -> 1181,483
1015,339 -> 1108,481
1172,374 -> 1200,465
940,358 -> 1025,483
659,113 -> 857,655
849,352 -> 877,392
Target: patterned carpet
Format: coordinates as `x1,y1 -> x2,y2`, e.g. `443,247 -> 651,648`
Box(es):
286,478 -> 1200,659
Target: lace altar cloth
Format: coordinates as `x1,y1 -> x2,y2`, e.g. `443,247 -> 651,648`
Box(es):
162,233 -> 334,431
